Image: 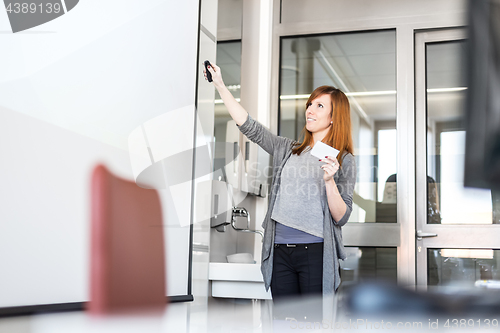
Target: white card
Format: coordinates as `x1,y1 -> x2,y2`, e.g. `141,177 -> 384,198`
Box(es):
310,141 -> 340,160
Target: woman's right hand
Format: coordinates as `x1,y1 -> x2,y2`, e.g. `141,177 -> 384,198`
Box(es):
203,62 -> 224,89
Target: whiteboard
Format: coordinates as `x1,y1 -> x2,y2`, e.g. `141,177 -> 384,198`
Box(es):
0,0 -> 199,307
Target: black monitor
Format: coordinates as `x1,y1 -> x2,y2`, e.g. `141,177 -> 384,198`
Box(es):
464,0 -> 500,189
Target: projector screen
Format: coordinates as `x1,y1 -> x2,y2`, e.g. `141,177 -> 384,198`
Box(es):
0,0 -> 199,307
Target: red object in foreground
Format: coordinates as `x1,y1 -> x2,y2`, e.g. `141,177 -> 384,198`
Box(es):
89,164 -> 166,314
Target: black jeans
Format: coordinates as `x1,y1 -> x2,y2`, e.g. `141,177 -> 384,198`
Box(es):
270,242 -> 323,301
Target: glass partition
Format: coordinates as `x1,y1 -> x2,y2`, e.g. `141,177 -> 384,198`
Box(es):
279,30 -> 397,223
213,41 -> 242,183
428,248 -> 500,286
341,247 -> 397,284
426,41 -> 497,224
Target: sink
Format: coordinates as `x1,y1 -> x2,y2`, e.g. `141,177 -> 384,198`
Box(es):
226,253 -> 255,264
209,262 -> 262,281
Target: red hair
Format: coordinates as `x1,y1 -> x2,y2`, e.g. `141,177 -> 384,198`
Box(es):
292,86 -> 354,166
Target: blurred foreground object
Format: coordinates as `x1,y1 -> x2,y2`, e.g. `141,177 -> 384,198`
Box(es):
346,282 -> 500,316
464,0 -> 500,189
89,165 -> 166,314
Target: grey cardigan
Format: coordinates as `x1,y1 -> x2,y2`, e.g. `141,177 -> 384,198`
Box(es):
238,115 -> 356,295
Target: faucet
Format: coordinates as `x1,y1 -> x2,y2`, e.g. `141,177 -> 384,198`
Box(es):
231,207 -> 264,240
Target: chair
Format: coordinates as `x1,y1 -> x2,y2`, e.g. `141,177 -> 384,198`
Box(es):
88,164 -> 166,314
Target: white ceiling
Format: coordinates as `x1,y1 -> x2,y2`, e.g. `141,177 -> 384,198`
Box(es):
215,7 -> 466,123
281,30 -> 397,121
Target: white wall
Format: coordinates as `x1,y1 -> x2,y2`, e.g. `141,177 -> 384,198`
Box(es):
0,0 -> 199,307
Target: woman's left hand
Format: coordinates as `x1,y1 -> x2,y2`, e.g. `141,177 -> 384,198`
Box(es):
320,156 -> 339,182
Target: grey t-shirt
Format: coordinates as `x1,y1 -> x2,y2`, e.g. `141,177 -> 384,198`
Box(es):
271,149 -> 326,239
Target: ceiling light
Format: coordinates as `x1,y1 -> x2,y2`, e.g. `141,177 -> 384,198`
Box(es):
279,87 -> 468,100
215,98 -> 240,104
214,87 -> 468,104
227,85 -> 241,91
279,91 -> 396,100
427,87 -> 467,93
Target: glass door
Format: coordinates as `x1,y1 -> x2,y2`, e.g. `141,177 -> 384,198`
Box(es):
415,29 -> 500,287
279,30 -> 400,284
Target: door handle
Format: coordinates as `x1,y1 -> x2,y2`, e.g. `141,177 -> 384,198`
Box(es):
416,230 -> 438,241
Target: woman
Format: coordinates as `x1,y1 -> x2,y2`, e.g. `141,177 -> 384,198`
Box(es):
205,63 -> 356,300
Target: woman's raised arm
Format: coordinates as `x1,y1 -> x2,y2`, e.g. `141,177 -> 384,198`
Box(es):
204,62 -> 248,126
